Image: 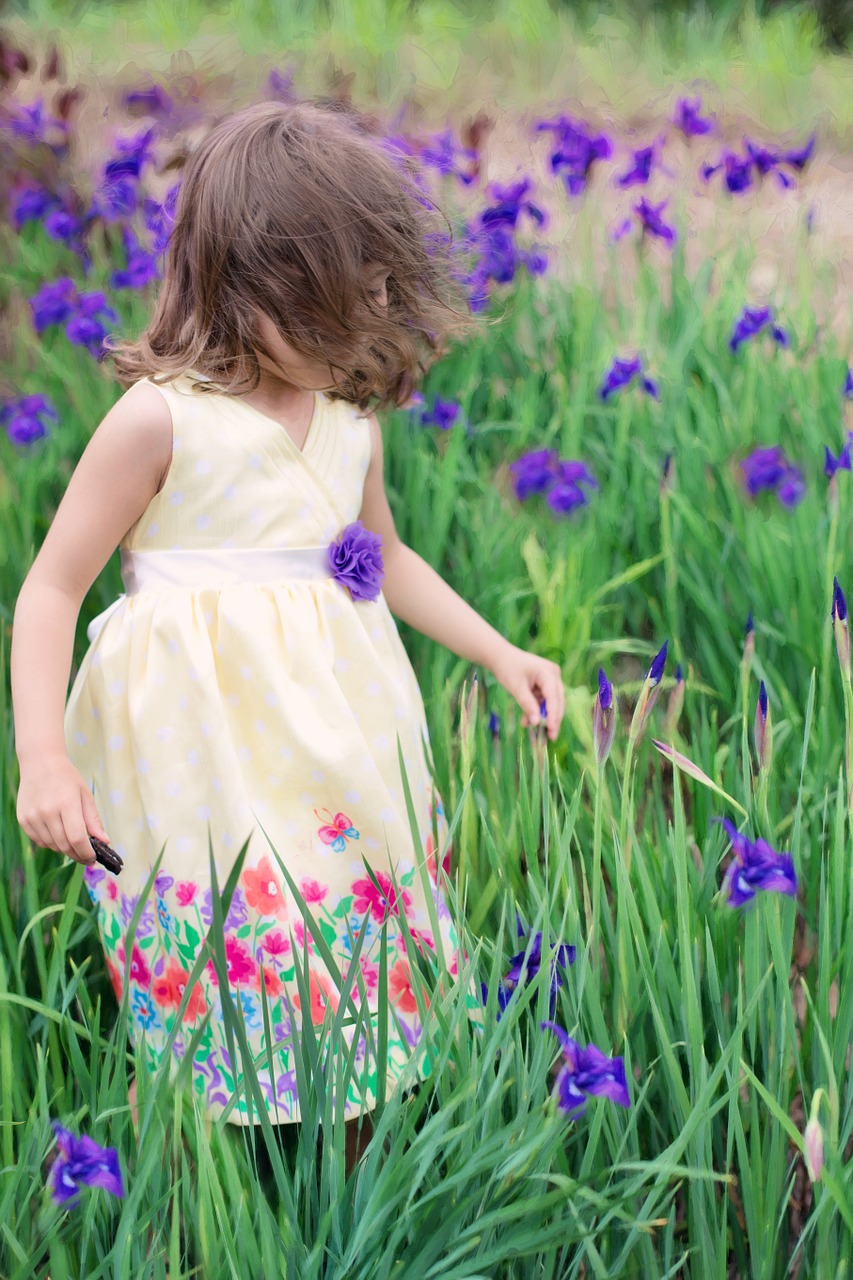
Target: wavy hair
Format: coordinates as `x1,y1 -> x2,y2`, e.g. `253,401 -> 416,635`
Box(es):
104,98 -> 479,412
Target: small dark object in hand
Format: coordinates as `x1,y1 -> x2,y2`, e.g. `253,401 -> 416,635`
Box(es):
89,835 -> 123,876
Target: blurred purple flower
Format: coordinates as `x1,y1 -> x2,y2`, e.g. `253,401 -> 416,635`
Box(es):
634,196 -> 677,244
111,227 -> 161,290
546,461 -> 598,516
483,920 -> 575,1019
29,277 -> 79,332
482,177 -> 546,229
65,292 -> 119,358
420,398 -> 461,430
672,96 -> 714,138
6,98 -> 70,155
729,305 -> 788,352
702,150 -> 753,194
541,1022 -> 630,1116
509,448 -> 557,500
593,667 -> 615,765
740,446 -> 804,507
716,818 -> 797,907
1,394 -> 58,446
48,1121 -> 124,1207
267,67 -> 297,100
420,128 -> 478,185
616,144 -> 656,187
782,134 -> 816,171
488,710 -> 501,739
122,82 -> 174,116
599,354 -> 659,401
825,432 -> 853,479
535,114 -> 613,197
844,368 -> 853,398
754,680 -> 772,772
10,184 -> 62,230
832,577 -> 850,682
143,182 -> 180,256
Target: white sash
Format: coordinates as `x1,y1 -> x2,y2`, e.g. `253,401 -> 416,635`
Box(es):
86,545 -> 333,643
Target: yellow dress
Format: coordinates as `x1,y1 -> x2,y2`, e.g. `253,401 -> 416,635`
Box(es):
64,370 -> 458,1126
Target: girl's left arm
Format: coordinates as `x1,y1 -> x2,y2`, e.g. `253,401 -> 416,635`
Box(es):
357,415 -> 565,741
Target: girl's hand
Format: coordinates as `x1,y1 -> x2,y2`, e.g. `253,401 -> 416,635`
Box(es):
489,643 -> 565,741
16,754 -> 109,866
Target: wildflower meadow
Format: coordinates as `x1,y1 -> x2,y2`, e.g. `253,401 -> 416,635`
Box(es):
2,3 -> 853,1276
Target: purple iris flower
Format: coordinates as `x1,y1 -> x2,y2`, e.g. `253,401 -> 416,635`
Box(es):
420,398 -> 461,430
481,178 -> 546,229
43,208 -> 85,245
8,99 -> 69,155
702,150 -> 753,194
1,394 -> 58,446
420,128 -> 478,185
327,519 -> 384,602
143,182 -> 181,256
48,1122 -> 124,1206
122,83 -> 174,116
29,277 -> 79,332
488,711 -> 501,739
509,448 -> 557,500
649,640 -> 668,686
541,1022 -> 630,1116
833,577 -> 847,624
535,114 -> 613,197
740,446 -> 804,507
90,174 -> 138,223
593,667 -> 615,765
729,305 -> 788,352
634,196 -> 677,244
65,292 -> 119,358
825,432 -> 853,479
482,920 -> 575,1019
616,145 -> 655,187
673,96 -> 714,138
782,134 -> 816,171
10,185 -> 62,230
599,354 -> 659,401
547,469 -> 598,516
111,227 -> 161,290
844,368 -> 853,398
716,818 -> 797,907
103,126 -> 157,182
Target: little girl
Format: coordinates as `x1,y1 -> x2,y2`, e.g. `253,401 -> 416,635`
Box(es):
11,98 -> 565,1156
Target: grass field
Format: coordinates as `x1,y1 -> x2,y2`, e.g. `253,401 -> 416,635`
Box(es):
2,3 -> 853,1276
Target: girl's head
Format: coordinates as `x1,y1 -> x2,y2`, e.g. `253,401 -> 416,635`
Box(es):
106,98 -> 476,411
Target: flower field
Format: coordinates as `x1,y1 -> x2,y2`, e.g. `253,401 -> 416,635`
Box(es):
2,5 -> 853,1277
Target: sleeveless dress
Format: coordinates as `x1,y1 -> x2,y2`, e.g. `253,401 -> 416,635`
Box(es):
64,370 -> 459,1126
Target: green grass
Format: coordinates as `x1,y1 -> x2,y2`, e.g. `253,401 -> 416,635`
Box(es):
4,25 -> 853,1275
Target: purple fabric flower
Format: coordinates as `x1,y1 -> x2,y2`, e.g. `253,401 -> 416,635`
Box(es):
599,354 -> 659,400
541,1022 -> 630,1116
1,394 -> 58,446
729,305 -> 788,352
327,520 -> 384,602
200,885 -> 248,931
673,96 -> 714,138
48,1122 -> 125,1206
716,818 -> 797,907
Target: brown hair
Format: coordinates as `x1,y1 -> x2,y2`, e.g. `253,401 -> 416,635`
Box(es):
104,98 -> 480,412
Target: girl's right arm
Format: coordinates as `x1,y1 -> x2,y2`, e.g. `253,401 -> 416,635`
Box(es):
11,382 -> 173,865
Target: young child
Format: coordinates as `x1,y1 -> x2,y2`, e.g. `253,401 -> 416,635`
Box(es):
11,98 -> 565,1160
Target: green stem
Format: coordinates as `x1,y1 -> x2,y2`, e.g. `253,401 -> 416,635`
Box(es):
820,496 -> 840,733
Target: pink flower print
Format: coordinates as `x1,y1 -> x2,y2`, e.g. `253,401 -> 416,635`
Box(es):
292,920 -> 313,953
397,928 -> 435,955
243,856 -> 288,920
299,877 -> 328,904
351,871 -> 413,924
224,935 -> 257,986
176,881 -> 199,907
259,929 -> 291,959
359,957 -> 379,997
129,943 -> 152,989
106,879 -> 118,901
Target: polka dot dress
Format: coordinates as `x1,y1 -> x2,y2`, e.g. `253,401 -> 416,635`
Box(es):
64,370 -> 458,1126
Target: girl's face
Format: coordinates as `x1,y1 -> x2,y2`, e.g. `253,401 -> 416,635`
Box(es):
253,263 -> 390,394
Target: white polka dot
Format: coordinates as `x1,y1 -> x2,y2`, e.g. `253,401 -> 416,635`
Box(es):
138,758 -> 150,775
74,731 -> 87,746
200,721 -> 212,738
156,727 -> 174,742
92,706 -> 101,719
136,817 -> 144,831
108,734 -> 124,750
172,436 -> 182,450
178,694 -> 189,711
166,780 -> 181,798
299,793 -> 313,806
223,484 -> 237,500
176,836 -> 192,854
153,673 -> 166,688
254,719 -> 267,734
298,504 -> 312,520
187,749 -> 200,766
108,679 -> 125,696
335,658 -> 351,673
280,745 -> 294,760
375,735 -> 389,750
195,458 -> 212,475
222,538 -> 236,548
311,769 -> 326,783
371,627 -> 383,641
226,694 -> 240,707
240,665 -> 252,680
344,789 -> 361,804
145,522 -> 159,538
249,509 -> 264,524
255,800 -> 268,815
196,514 -> 212,531
380,807 -> 396,823
307,684 -> 320,700
197,805 -> 212,821
92,655 -> 102,670
284,821 -> 298,837
364,836 -> 379,851
203,610 -> 214,626
147,814 -> 159,831
169,491 -> 184,505
167,638 -> 180,655
223,832 -> 234,848
267,774 -> 281,787
264,691 -> 279,707
212,776 -> 223,793
109,789 -> 123,805
249,453 -> 262,469
238,746 -> 252,761
366,681 -> 381,696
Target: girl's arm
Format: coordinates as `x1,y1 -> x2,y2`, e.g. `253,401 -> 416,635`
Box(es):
357,415 -> 565,741
12,382 -> 173,863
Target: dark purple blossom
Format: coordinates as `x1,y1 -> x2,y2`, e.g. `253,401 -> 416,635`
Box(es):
833,577 -> 848,624
832,578 -> 850,681
509,448 -> 558,500
649,640 -> 668,686
122,82 -> 174,116
536,114 -> 613,197
541,1022 -> 630,1116
10,184 -> 62,230
616,144 -> 656,187
420,398 -> 461,430
599,354 -> 659,401
110,227 -> 161,290
6,99 -> 69,155
1,394 -> 58,446
634,197 -> 677,244
327,519 -> 384,602
48,1122 -> 124,1207
481,178 -> 546,229
702,150 -> 753,194
143,182 -> 180,256
546,476 -> 597,516
782,134 -> 816,171
65,292 -> 119,358
740,446 -> 804,507
43,207 -> 85,245
29,277 -> 79,332
844,368 -> 853,398
825,432 -> 853,479
729,306 -> 789,352
672,96 -> 714,138
488,711 -> 501,739
716,818 -> 797,907
420,128 -> 478,185
593,668 -> 615,765
483,920 -> 575,1019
